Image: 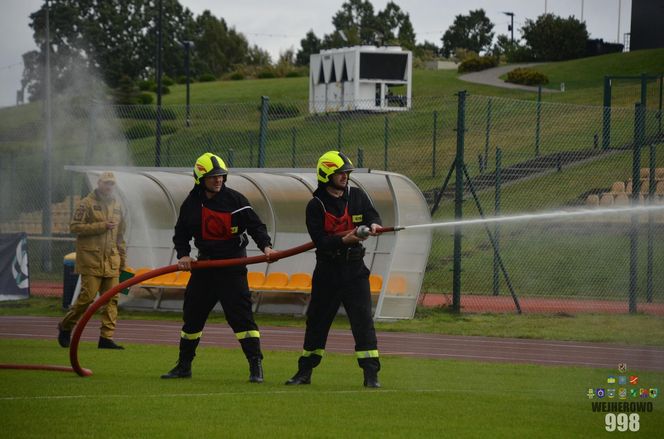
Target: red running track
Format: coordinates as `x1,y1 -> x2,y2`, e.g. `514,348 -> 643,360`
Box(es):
1,316 -> 662,372
31,281 -> 664,315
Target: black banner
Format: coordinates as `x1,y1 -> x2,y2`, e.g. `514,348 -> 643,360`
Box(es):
0,233 -> 30,299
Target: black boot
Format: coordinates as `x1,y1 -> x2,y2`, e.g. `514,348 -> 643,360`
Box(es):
285,368 -> 312,385
57,325 -> 71,348
161,337 -> 199,379
98,337 -> 124,350
248,357 -> 264,383
161,361 -> 192,379
363,369 -> 380,388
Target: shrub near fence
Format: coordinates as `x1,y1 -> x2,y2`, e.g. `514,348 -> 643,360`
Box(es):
0,94 -> 662,314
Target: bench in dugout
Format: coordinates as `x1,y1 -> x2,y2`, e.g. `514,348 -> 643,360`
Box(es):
250,272 -> 312,314
125,268 -> 313,313
125,267 -> 191,310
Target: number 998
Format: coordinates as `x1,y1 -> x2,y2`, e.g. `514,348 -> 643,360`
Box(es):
605,413 -> 639,432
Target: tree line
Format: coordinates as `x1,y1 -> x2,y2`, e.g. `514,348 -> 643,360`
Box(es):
22,0 -> 599,104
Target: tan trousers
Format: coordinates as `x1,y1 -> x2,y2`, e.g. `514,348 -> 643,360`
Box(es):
60,275 -> 119,338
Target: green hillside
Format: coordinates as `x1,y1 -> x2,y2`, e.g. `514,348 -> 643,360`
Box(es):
156,48 -> 664,106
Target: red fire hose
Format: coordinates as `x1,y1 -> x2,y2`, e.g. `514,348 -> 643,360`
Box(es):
71,227 -> 397,376
1,226 -> 396,376
69,241 -> 317,376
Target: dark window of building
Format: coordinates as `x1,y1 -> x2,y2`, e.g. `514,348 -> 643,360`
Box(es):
359,53 -> 408,80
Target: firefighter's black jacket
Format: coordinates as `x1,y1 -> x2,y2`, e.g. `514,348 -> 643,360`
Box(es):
173,184 -> 272,260
306,184 -> 381,256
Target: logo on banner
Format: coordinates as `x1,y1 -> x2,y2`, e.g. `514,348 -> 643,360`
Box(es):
12,236 -> 29,289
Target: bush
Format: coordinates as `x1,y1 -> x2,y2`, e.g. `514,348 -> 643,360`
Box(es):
228,72 -> 245,80
150,84 -> 170,95
138,80 -> 155,91
137,92 -> 154,105
198,73 -> 216,82
124,122 -> 177,140
506,67 -> 549,86
257,70 -> 276,79
504,45 -> 534,63
457,55 -> 498,73
285,70 -> 302,78
162,75 -> 175,86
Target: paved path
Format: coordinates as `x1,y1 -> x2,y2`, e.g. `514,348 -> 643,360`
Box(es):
1,316 -> 662,372
459,63 -> 560,93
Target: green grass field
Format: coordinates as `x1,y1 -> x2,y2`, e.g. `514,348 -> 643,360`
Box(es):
1,339 -> 662,438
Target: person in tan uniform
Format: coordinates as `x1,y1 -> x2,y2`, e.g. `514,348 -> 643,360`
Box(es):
57,171 -> 127,349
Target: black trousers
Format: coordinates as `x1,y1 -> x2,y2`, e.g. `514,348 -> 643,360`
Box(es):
181,266 -> 261,359
299,260 -> 380,372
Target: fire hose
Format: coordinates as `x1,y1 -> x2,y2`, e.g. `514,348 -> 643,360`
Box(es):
0,226 -> 397,376
68,226 -> 398,376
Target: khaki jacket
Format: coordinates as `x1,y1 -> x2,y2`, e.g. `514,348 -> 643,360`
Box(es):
71,190 -> 127,277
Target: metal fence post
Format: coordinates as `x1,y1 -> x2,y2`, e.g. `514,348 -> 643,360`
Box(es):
452,91 -> 467,313
432,110 -> 438,178
248,132 -> 254,167
291,127 -> 297,167
384,116 -> 389,171
258,96 -> 269,168
659,74 -> 663,136
535,86 -> 542,157
493,147 -> 502,296
640,72 -> 648,109
85,103 -> 96,165
603,76 -> 611,150
227,148 -> 234,167
646,132 -> 656,303
485,98 -> 492,168
629,102 -> 645,314
357,147 -> 364,168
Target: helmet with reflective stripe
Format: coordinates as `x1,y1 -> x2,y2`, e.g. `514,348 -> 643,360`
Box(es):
193,152 -> 228,185
316,150 -> 355,183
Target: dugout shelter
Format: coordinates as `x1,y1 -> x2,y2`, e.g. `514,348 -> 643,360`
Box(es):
70,167 -> 431,320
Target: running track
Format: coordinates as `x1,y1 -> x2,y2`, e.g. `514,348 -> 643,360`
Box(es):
1,316 -> 662,372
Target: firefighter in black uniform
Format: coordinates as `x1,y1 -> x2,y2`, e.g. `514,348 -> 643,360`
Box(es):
161,152 -> 276,382
285,150 -> 382,388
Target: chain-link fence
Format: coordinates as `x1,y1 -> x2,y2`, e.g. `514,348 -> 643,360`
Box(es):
0,93 -> 662,313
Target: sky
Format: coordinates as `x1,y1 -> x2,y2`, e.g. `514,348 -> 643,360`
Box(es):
0,0 -> 633,108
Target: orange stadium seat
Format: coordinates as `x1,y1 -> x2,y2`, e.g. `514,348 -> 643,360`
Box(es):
260,272 -> 289,290
387,275 -> 407,295
287,273 -> 312,292
174,271 -> 191,287
141,272 -> 178,287
247,272 -> 266,290
369,275 -> 383,295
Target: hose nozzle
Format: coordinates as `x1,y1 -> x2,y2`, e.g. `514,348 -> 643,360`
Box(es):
355,225 -> 371,238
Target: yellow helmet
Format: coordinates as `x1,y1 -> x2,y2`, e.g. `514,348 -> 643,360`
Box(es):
317,150 -> 355,183
193,152 -> 228,185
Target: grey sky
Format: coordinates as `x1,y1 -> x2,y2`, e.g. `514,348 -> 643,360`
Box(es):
0,0 -> 632,108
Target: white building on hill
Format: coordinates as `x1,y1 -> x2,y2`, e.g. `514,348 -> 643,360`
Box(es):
309,46 -> 412,114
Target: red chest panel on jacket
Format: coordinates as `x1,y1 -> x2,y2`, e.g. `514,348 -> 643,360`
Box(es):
202,206 -> 233,240
323,205 -> 353,234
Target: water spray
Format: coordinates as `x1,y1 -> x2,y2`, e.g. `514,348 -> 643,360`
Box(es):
377,204 -> 664,234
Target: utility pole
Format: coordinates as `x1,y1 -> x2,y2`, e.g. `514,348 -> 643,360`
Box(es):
503,12 -> 515,43
155,0 -> 163,166
42,0 -> 53,271
581,0 -> 585,21
617,0 -> 622,43
182,41 -> 194,127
